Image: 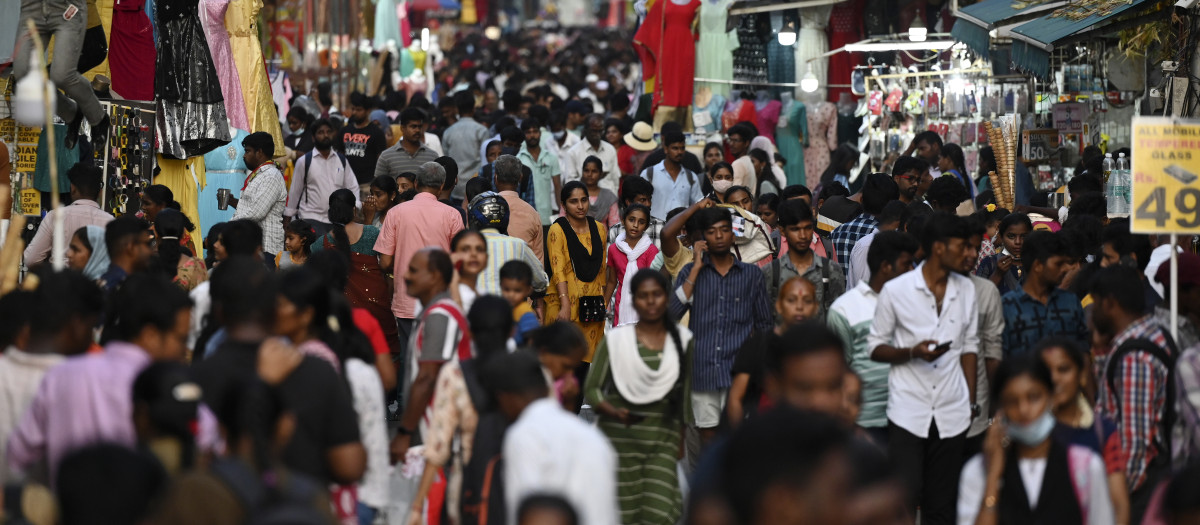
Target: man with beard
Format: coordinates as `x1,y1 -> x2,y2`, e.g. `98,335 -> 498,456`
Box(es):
904,131 -> 944,179
336,92 -> 388,197
226,132 -> 288,256
891,156 -> 926,205
1001,231 -> 1087,358
284,119 -> 361,237
376,108 -> 440,185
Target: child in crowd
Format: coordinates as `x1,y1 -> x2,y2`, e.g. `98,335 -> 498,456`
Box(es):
500,260 -> 541,346
975,212 -> 1031,294
972,203 -> 1010,272
277,219 -> 316,269
396,171 -> 416,194
604,204 -> 662,326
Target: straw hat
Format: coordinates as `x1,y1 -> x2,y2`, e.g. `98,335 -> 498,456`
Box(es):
625,121 -> 658,151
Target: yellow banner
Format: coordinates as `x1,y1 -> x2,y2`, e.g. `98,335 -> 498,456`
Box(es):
1131,117 -> 1200,234
14,126 -> 41,173
19,189 -> 40,216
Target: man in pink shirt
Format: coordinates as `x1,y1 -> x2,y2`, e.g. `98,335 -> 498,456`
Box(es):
7,274 -> 193,485
23,163 -> 113,267
375,161 -> 465,354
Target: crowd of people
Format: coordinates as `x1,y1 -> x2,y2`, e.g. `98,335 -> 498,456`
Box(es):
6,28 -> 1200,525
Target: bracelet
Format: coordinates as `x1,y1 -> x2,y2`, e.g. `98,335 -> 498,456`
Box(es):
908,346 -> 914,361
685,277 -> 695,285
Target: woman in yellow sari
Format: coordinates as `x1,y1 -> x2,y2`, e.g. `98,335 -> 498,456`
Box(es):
545,180 -> 608,364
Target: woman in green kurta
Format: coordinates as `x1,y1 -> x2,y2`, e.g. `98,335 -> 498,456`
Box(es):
584,268 -> 693,525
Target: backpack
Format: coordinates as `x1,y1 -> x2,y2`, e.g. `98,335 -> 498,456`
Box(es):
210,459 -> 330,525
458,359 -> 508,525
639,163 -> 696,188
297,150 -> 350,208
1105,334 -> 1179,458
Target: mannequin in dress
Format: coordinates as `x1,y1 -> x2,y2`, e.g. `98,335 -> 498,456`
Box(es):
693,86 -> 727,137
794,4 -> 833,101
776,92 -> 808,186
754,90 -> 782,145
111,0 -> 156,101
634,0 -> 701,127
802,91 -> 837,188
695,0 -> 738,98
156,0 -> 232,158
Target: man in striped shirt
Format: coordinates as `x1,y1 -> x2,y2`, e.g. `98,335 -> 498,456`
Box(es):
468,192 -> 548,299
1091,264 -> 1176,523
670,208 -> 773,444
827,230 -> 919,446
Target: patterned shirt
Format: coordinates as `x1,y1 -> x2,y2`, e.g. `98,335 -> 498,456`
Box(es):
608,217 -> 664,250
374,142 -> 439,181
1001,287 -> 1088,358
829,213 -> 878,278
827,281 -> 888,428
232,163 -> 288,255
762,253 -> 845,320
669,258 -> 774,391
1095,315 -> 1172,492
475,229 -> 549,296
1176,344 -> 1200,466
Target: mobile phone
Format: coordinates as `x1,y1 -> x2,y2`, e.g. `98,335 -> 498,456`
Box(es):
934,342 -> 952,353
455,261 -> 463,272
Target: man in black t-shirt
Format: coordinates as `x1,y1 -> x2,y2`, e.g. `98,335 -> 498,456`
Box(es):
335,92 -> 388,197
194,256 -> 365,484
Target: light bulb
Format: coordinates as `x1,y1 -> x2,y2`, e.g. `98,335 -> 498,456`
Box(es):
13,52 -> 55,127
484,26 -> 501,40
778,27 -> 797,46
800,65 -> 819,93
909,25 -> 927,42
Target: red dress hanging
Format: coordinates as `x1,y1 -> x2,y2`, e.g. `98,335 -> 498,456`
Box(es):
634,0 -> 700,110
111,0 -> 157,101
826,0 -> 863,103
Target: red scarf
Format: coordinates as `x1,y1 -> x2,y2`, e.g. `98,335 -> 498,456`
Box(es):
242,163 -> 273,191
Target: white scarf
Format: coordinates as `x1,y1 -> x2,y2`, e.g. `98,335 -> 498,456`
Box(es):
614,231 -> 653,326
606,324 -> 692,405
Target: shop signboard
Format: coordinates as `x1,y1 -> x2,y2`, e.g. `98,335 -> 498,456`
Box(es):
19,188 -> 40,216
14,126 -> 40,173
0,119 -> 14,143
1052,103 -> 1087,134
1130,117 -> 1200,234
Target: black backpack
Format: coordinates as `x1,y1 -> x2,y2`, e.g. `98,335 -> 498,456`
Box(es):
1104,334 -> 1179,457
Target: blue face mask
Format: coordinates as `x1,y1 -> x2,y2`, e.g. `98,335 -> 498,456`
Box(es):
1007,410 -> 1055,446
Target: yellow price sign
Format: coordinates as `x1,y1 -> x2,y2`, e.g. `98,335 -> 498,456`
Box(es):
1131,117 -> 1200,234
19,188 -> 41,216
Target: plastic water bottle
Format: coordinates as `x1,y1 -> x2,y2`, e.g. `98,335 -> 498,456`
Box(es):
1104,154 -> 1120,216
1115,153 -> 1130,215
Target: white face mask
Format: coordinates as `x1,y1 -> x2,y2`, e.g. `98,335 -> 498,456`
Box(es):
553,130 -> 566,140
712,180 -> 733,193
1007,410 -> 1055,446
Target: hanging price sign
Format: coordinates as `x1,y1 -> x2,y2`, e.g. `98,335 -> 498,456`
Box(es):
1131,117 -> 1200,234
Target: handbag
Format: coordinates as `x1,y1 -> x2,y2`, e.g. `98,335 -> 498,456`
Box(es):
577,295 -> 605,323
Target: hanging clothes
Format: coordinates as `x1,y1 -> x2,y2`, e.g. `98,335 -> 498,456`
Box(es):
692,91 -> 726,136
226,0 -> 285,155
199,129 -> 249,239
156,154 -> 206,256
397,0 -> 411,48
755,97 -> 782,145
78,0 -> 110,75
32,125 -> 79,194
694,0 -> 738,98
83,0 -> 115,81
374,0 -> 403,50
199,0 -> 249,131
794,5 -> 832,100
156,0 -> 232,158
634,0 -> 700,111
804,101 -> 837,188
826,0 -> 863,103
732,14 -> 768,85
777,98 -> 807,186
271,70 -> 291,134
767,10 -> 795,98
110,0 -> 157,101
0,0 -> 18,65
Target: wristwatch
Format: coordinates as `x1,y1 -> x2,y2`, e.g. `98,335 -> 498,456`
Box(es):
971,403 -> 981,414
395,426 -> 412,436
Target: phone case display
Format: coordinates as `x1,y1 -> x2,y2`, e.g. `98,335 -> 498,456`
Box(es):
99,103 -> 157,216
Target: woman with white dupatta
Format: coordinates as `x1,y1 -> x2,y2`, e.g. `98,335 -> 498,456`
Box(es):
604,203 -> 663,326
584,269 -> 693,525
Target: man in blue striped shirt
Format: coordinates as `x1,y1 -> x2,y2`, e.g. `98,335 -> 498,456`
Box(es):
670,208 -> 773,443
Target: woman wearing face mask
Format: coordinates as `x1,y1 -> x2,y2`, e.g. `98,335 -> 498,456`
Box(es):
703,162 -> 735,202
957,356 -> 1115,525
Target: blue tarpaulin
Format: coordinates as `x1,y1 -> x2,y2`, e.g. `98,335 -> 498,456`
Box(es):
1009,0 -> 1155,77
951,0 -> 1064,56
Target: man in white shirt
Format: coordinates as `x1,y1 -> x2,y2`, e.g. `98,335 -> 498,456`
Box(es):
24,163 -> 113,267
868,212 -> 979,524
284,118 -> 361,236
561,114 -> 620,196
494,351 -> 618,525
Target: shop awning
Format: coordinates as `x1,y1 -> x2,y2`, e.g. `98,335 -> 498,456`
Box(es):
1008,0 -> 1157,77
951,0 -> 1066,56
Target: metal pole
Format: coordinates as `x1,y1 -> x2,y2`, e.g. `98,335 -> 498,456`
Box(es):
1171,233 -> 1179,343
24,20 -> 64,271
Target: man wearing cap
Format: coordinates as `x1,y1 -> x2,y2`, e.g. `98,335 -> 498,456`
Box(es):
467,192 -> 548,297
1152,253 -> 1200,350
623,121 -> 658,174
561,114 -> 621,196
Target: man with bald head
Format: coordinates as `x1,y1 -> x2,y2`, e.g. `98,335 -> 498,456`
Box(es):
389,247 -> 469,462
